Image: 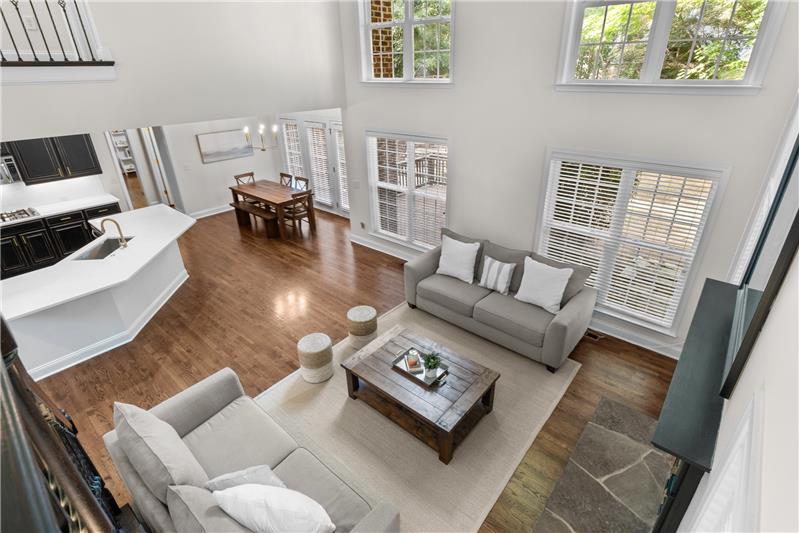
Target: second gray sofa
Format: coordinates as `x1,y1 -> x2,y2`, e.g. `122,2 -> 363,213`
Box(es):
404,229 -> 597,371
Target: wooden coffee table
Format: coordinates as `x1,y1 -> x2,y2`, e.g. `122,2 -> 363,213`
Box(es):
341,324 -> 500,464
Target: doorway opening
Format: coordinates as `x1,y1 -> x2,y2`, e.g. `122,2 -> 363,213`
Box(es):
105,128 -> 175,210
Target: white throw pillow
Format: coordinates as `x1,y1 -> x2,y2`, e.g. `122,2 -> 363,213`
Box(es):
478,256 -> 516,295
213,484 -> 335,533
205,465 -> 286,492
436,235 -> 480,284
515,257 -> 573,314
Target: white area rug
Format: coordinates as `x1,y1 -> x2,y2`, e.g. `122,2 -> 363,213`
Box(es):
256,304 -> 580,532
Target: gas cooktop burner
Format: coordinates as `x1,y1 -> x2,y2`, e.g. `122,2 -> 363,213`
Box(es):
0,207 -> 39,222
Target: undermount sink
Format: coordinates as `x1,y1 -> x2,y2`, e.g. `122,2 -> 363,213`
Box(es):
75,237 -> 135,260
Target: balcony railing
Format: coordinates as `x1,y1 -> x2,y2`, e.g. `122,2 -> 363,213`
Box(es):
1,0 -> 113,67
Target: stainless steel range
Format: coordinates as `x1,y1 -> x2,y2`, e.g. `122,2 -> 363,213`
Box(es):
0,208 -> 40,223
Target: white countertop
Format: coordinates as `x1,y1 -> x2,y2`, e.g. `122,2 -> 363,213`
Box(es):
1,204 -> 195,320
0,194 -> 120,228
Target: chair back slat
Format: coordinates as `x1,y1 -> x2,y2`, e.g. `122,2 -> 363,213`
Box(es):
294,176 -> 310,191
279,173 -> 293,187
234,172 -> 256,186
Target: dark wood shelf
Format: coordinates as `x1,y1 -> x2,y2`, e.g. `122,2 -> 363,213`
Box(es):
651,278 -> 738,472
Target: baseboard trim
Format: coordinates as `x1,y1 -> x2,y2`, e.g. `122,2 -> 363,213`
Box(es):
29,269 -> 189,381
190,204 -> 233,220
349,234 -> 419,262
589,317 -> 682,359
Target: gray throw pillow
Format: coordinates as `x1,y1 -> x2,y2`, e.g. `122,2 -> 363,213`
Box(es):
441,228 -> 487,280
482,241 -> 531,293
205,464 -> 286,492
167,485 -> 250,533
531,253 -> 591,305
115,402 -> 209,503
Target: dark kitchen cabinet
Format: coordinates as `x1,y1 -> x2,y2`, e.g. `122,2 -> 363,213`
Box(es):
53,135 -> 102,178
12,138 -> 64,184
19,229 -> 58,265
50,220 -> 93,256
9,134 -> 102,185
1,236 -> 30,276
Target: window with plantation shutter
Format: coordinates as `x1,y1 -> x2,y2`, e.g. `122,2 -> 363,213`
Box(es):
366,132 -> 448,249
539,151 -> 719,330
333,125 -> 350,211
306,122 -> 333,206
281,120 -> 304,177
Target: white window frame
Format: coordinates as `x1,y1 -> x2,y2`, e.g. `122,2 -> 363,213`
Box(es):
556,0 -> 788,95
365,130 -> 450,251
535,147 -> 729,334
357,0 -> 455,84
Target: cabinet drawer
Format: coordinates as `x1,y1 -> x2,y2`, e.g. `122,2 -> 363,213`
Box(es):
1,219 -> 46,236
45,210 -> 84,226
84,203 -> 121,220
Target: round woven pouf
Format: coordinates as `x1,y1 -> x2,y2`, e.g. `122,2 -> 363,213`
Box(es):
347,305 -> 378,350
297,332 -> 333,383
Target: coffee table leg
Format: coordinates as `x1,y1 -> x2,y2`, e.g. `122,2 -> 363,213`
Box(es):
481,383 -> 495,413
437,430 -> 454,464
345,369 -> 359,399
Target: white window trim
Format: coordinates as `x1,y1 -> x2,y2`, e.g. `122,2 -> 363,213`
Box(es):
555,0 -> 788,95
535,146 -> 730,335
357,0 -> 455,84
365,129 -> 450,251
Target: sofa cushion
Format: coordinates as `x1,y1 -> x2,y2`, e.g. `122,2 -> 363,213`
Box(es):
205,464 -> 286,492
442,228 -> 486,280
531,253 -> 591,305
483,242 -> 530,293
274,448 -> 371,533
183,396 -> 297,478
114,402 -> 209,504
417,274 -> 492,317
436,235 -> 481,284
515,257 -> 573,314
167,485 -> 251,533
473,292 -> 555,347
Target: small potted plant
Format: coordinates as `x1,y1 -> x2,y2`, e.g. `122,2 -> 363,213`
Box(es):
422,352 -> 441,379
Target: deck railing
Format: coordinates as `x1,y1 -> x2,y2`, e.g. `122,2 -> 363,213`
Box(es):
1,0 -> 113,66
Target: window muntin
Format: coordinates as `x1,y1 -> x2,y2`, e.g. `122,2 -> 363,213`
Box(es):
540,153 -> 718,329
363,0 -> 452,82
367,133 -> 448,248
563,0 -> 777,88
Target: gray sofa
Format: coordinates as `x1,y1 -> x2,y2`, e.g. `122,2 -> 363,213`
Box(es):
404,230 -> 597,371
104,368 -> 398,532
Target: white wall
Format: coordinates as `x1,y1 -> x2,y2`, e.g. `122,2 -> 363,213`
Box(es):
337,0 -> 799,355
680,254 -> 798,532
1,2 -> 346,140
159,116 -> 282,218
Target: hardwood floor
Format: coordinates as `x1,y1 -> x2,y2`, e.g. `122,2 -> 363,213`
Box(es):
37,209 -> 676,530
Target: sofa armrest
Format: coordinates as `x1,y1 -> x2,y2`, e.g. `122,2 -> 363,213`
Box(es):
404,246 -> 441,306
149,367 -> 245,437
351,502 -> 400,533
542,287 -> 597,369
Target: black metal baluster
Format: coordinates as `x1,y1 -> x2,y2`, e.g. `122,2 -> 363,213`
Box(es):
71,0 -> 94,61
10,0 -> 39,61
44,0 -> 68,61
57,0 -> 81,61
1,8 -> 23,61
28,0 -> 53,61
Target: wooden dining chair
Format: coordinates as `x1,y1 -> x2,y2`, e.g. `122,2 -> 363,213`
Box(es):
234,172 -> 256,186
279,172 -> 293,187
294,176 -> 310,191
283,191 -> 313,232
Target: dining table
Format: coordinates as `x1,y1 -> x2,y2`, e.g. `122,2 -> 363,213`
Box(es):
229,179 -> 316,239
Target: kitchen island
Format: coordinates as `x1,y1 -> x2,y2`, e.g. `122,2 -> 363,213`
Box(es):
1,204 -> 195,379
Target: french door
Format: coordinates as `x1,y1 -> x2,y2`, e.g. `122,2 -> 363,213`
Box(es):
281,118 -> 350,215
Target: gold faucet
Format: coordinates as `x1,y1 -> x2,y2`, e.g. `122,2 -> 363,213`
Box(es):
100,218 -> 128,248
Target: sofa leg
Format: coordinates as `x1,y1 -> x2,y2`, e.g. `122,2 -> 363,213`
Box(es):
546,365 -> 556,373
408,303 -> 417,309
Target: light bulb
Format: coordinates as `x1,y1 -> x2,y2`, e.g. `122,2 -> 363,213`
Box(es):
258,124 -> 265,134
271,124 -> 279,133
243,126 -> 250,134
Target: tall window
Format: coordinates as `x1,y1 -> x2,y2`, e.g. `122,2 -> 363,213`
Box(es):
560,0 -> 784,90
281,120 -> 304,177
539,151 -> 719,330
361,0 -> 453,82
366,133 -> 448,248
